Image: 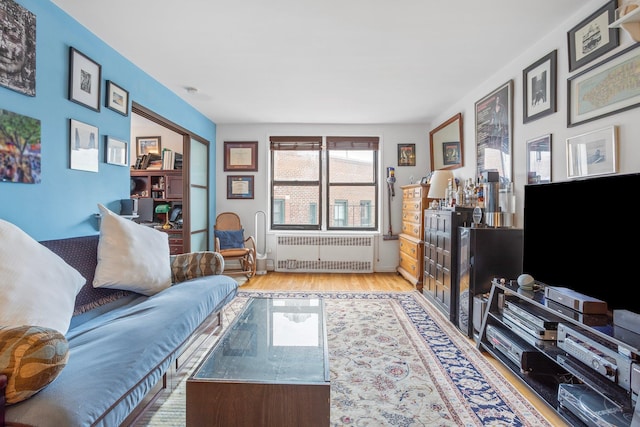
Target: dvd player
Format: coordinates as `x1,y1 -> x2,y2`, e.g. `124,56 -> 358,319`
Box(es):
485,324 -> 549,373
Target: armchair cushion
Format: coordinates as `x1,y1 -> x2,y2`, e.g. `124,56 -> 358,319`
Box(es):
0,325 -> 69,405
170,251 -> 225,283
215,229 -> 245,250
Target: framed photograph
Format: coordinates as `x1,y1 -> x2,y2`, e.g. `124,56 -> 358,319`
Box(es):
442,142 -> 461,166
0,0 -> 36,96
475,81 -> 513,187
68,47 -> 102,112
227,175 -> 254,199
0,109 -> 41,183
568,43 -> 640,127
526,134 -> 551,184
430,112 -> 463,171
397,143 -> 416,166
105,136 -> 128,167
136,136 -> 161,156
566,126 -> 617,179
105,80 -> 129,116
69,119 -> 99,172
224,141 -> 258,171
567,0 -> 619,72
523,50 -> 557,123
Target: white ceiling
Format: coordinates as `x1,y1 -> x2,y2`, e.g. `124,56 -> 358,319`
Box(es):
52,0 -> 587,125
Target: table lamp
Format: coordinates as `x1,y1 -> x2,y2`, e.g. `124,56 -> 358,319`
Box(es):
427,170 -> 454,209
154,204 -> 172,229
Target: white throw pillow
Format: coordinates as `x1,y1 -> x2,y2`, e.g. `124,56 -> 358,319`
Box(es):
0,219 -> 86,334
93,204 -> 171,295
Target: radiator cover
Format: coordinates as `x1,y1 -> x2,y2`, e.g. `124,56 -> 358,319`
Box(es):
275,235 -> 374,273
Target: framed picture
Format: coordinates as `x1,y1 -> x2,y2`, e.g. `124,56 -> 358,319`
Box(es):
0,109 -> 41,183
227,175 -> 254,199
224,141 -> 258,171
566,126 -> 617,179
567,0 -> 619,72
475,81 -> 513,187
523,50 -> 557,123
69,119 -> 99,172
397,143 -> 416,166
429,112 -> 463,171
105,136 -> 128,167
442,142 -> 461,166
568,43 -> 640,127
68,47 -> 102,112
105,80 -> 129,116
136,136 -> 161,156
0,0 -> 36,96
526,134 -> 551,184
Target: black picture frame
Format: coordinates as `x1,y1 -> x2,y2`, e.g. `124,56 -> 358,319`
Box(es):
397,143 -> 416,166
227,175 -> 255,199
523,50 -> 557,123
68,47 -> 102,112
105,80 -> 129,116
442,141 -> 461,166
567,0 -> 619,72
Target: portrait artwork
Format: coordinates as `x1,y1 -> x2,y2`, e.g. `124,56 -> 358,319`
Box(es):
0,0 -> 36,96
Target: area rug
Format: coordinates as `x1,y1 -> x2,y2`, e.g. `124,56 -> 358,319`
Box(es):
135,291 -> 551,426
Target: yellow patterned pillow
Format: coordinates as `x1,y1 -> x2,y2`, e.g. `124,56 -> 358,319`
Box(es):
0,325 -> 69,405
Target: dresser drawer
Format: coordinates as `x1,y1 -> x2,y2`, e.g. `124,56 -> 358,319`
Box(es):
399,236 -> 420,257
399,251 -> 420,278
402,200 -> 423,212
402,221 -> 422,239
401,208 -> 422,224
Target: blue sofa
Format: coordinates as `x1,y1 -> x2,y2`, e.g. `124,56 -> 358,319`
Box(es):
1,235 -> 238,426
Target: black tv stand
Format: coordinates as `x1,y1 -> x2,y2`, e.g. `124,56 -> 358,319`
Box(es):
477,279 -> 639,426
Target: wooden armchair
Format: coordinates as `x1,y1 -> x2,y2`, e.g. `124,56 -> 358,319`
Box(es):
214,212 -> 256,279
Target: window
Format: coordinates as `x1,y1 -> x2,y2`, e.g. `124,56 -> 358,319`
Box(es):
270,135 -> 379,231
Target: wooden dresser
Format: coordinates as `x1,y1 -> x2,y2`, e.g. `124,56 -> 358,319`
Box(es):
397,183 -> 431,290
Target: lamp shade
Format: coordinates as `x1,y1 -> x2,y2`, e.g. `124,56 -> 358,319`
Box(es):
427,170 -> 454,199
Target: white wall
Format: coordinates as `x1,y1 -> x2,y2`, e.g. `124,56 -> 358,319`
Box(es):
218,0 -> 640,273
216,124 -> 427,272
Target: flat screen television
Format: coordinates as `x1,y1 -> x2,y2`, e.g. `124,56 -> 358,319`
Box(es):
523,173 -> 640,316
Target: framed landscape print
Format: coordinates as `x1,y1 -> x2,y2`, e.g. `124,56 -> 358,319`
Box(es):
567,0 -> 619,72
523,50 -> 557,123
136,136 -> 161,156
105,80 -> 129,116
68,47 -> 102,112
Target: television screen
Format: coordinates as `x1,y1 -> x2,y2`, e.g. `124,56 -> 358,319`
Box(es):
523,173 -> 640,315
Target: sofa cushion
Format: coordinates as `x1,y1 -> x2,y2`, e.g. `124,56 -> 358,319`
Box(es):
170,251 -> 225,283
93,204 -> 171,295
0,325 -> 69,405
215,229 -> 245,249
0,219 -> 85,334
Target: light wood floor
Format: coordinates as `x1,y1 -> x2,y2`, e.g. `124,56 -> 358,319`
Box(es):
238,271 -> 569,426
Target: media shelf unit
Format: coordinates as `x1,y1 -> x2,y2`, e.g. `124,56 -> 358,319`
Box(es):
477,280 -> 640,426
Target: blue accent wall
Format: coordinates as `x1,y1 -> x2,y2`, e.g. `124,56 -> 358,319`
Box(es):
0,0 -> 216,241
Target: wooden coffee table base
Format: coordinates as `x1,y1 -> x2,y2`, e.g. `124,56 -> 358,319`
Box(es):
186,381 -> 330,426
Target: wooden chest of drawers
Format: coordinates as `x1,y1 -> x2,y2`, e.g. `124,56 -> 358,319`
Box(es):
396,183 -> 431,290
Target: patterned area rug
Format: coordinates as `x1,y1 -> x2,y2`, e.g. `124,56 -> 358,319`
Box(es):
135,291 -> 551,426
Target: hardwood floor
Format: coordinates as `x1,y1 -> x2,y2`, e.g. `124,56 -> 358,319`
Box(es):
238,271 -> 569,426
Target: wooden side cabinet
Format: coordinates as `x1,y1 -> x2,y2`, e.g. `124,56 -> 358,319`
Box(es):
397,183 -> 431,291
131,169 -> 185,254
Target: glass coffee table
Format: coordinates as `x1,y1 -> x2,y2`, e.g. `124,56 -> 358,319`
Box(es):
186,296 -> 330,426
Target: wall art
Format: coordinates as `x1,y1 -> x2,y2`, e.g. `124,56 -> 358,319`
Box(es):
523,50 -> 557,123
0,0 -> 36,96
0,108 -> 40,183
567,0 -> 619,72
429,112 -> 463,171
68,47 -> 101,111
224,141 -> 258,171
397,143 -> 415,166
475,80 -> 513,186
105,80 -> 129,116
136,136 -> 161,156
568,43 -> 640,127
69,118 -> 99,172
227,175 -> 254,199
105,136 -> 128,167
566,126 -> 617,179
526,134 -> 551,184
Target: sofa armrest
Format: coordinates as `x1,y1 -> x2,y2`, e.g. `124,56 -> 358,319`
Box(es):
170,251 -> 225,283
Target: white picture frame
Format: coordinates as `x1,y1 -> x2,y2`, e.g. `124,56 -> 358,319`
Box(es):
105,136 -> 128,167
566,126 -> 617,179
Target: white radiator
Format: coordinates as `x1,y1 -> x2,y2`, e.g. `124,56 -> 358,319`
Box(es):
275,235 -> 374,273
